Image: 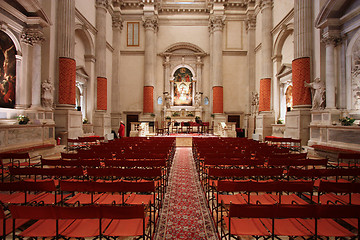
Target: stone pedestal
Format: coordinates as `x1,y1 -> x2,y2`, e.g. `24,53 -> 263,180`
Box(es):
246,115 -> 255,139
82,124 -> 94,135
254,112 -> 274,141
54,108 -> 83,140
308,109 -> 346,149
284,108 -> 311,146
111,112 -> 122,132
93,111 -> 111,138
310,109 -> 340,125
213,114 -> 226,136
272,124 -> 285,137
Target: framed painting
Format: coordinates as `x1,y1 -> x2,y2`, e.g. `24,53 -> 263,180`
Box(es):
173,67 -> 193,106
0,31 -> 16,108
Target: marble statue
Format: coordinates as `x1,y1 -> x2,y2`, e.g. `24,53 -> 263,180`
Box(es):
194,92 -> 201,108
164,92 -> 171,109
305,77 -> 326,110
251,92 -> 259,114
42,78 -> 54,109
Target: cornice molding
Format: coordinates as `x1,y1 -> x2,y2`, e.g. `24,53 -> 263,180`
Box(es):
270,8 -> 294,35
75,9 -> 98,35
0,1 -> 49,28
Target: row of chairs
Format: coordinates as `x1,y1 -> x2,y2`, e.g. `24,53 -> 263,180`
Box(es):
0,179 -> 158,239
9,204 -> 151,239
264,136 -> 302,153
222,204 -> 360,239
67,136 -> 105,151
192,137 -> 360,239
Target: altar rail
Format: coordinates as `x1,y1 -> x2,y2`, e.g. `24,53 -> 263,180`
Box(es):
308,125 -> 360,159
0,123 -> 56,153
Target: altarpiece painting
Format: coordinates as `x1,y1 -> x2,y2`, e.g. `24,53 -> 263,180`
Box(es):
173,67 -> 193,106
0,31 -> 16,108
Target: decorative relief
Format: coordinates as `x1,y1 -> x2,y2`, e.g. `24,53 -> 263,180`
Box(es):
321,35 -> 342,47
209,15 -> 225,32
112,14 -> 123,30
351,37 -> 360,110
142,16 -> 158,31
96,0 -> 109,9
259,0 -> 273,11
20,28 -> 44,46
245,14 -> 256,31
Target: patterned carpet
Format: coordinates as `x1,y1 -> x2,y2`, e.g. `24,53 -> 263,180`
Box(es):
154,148 -> 219,240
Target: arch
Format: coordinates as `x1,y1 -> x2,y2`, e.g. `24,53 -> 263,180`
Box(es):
315,0 -> 348,28
170,64 -> 196,79
75,24 -> 95,56
0,22 -> 21,55
163,42 -> 206,55
345,28 -> 360,110
273,23 -> 294,59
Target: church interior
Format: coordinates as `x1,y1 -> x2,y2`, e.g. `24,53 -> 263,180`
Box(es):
0,0 -> 360,239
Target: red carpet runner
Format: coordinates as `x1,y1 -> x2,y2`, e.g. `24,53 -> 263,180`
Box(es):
155,148 -> 218,239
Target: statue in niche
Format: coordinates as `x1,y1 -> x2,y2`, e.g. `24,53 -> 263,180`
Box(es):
194,92 -> 201,108
251,91 -> 259,114
164,92 -> 171,109
305,77 -> 326,110
42,78 -> 54,109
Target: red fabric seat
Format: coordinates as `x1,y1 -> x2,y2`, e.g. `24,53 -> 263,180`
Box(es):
224,217 -> 270,236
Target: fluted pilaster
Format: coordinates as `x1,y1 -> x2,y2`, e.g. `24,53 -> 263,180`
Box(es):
142,15 -> 158,113
209,15 -> 225,113
294,0 -> 312,59
96,0 -> 108,78
292,0 -> 312,108
57,0 -> 75,58
112,10 -> 122,113
246,13 -> 256,114
322,34 -> 341,109
260,0 -> 273,79
57,0 -> 76,106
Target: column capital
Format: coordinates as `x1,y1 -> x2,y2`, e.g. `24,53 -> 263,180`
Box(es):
196,55 -> 203,66
142,15 -> 158,31
321,34 -> 342,47
259,0 -> 273,11
21,27 -> 44,46
245,14 -> 256,31
209,15 -> 225,33
96,0 -> 108,10
163,54 -> 171,66
112,14 -> 123,30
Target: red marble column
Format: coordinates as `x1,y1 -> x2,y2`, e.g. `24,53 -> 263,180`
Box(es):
58,57 -> 76,105
97,77 -> 107,110
213,86 -> 223,113
292,57 -> 311,106
259,78 -> 271,111
143,86 -> 154,113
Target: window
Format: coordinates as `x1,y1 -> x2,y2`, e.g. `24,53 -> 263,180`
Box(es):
127,22 -> 139,46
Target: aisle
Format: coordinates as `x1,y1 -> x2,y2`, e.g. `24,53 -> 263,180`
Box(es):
154,147 -> 218,240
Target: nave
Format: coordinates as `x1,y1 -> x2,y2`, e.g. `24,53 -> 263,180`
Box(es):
155,147 -> 218,240
0,136 -> 360,239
